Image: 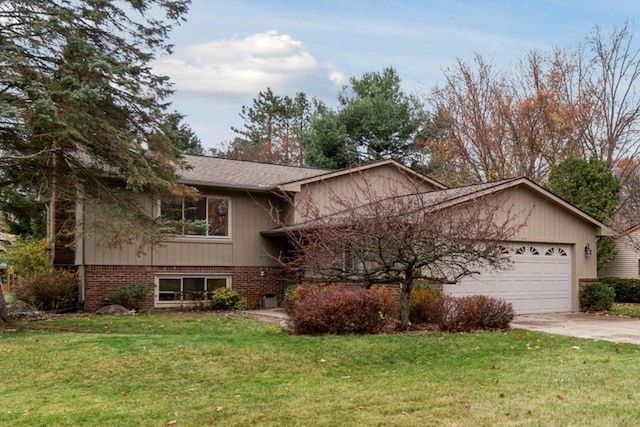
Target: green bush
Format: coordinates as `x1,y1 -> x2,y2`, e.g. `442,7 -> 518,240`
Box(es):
14,269 -> 78,311
103,283 -> 149,310
598,277 -> 640,303
409,285 -> 443,324
439,295 -> 514,332
5,238 -> 51,277
580,282 -> 615,311
210,288 -> 247,310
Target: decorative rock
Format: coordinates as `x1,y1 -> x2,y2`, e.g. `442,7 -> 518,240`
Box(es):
7,300 -> 39,314
95,304 -> 135,315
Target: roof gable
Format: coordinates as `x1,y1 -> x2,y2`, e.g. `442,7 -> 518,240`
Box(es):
425,177 -> 612,236
277,159 -> 447,192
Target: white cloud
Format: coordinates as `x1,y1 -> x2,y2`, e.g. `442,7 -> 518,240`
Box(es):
154,31 -> 345,102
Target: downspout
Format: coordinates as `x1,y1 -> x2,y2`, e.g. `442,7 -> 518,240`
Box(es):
77,197 -> 86,305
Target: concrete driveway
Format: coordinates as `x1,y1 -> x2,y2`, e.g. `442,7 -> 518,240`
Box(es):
512,312 -> 640,345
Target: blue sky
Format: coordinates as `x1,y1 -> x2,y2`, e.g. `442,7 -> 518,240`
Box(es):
153,0 -> 640,150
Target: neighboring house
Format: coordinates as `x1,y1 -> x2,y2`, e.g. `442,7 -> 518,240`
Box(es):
53,155 -> 609,314
598,225 -> 640,279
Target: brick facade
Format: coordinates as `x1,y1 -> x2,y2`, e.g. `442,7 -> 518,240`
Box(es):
84,265 -> 287,312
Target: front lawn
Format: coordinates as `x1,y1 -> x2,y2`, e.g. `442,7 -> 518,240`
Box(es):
2,313 -> 639,426
608,303 -> 640,318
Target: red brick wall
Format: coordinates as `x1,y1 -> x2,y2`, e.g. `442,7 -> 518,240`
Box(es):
84,265 -> 286,311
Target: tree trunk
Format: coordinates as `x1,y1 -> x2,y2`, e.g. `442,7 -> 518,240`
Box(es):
399,279 -> 412,330
0,287 -> 9,323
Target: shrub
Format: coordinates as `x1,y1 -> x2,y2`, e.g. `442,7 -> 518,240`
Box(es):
103,283 -> 149,310
210,288 -> 247,310
598,277 -> 640,303
288,286 -> 396,335
14,269 -> 78,311
439,295 -> 514,332
5,238 -> 51,277
409,285 -> 443,324
283,284 -> 340,314
580,282 -> 615,311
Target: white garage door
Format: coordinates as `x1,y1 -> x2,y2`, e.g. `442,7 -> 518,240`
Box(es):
443,244 -> 572,314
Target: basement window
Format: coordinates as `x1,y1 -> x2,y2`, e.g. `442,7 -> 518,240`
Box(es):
155,275 -> 231,306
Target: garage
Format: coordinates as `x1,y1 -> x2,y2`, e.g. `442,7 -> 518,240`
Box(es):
443,243 -> 572,314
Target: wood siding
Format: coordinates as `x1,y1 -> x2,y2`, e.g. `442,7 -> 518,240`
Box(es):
81,190 -> 282,267
292,164 -> 439,224
598,231 -> 640,279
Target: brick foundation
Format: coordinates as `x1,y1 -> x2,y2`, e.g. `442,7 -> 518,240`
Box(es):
84,265 -> 286,312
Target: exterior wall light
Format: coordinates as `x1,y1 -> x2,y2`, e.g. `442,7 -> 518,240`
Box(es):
585,244 -> 592,257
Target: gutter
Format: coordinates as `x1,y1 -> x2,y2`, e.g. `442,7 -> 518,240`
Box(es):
178,179 -> 279,193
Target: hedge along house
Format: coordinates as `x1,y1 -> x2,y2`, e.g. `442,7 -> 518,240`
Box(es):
54,154 -> 609,313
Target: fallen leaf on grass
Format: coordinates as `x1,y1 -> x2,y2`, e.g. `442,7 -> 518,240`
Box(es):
490,365 -> 500,370
556,394 -> 564,401
167,420 -> 177,425
215,407 -> 223,412
570,346 -> 580,350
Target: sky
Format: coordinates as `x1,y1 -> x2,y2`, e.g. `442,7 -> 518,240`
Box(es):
152,0 -> 640,151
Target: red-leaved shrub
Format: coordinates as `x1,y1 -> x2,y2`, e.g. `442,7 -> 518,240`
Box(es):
439,294 -> 514,332
409,285 -> 443,324
287,286 -> 396,335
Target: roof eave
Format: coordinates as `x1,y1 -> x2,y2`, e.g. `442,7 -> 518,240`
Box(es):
178,179 -> 278,192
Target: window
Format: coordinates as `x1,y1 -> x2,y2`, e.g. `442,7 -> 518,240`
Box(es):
161,196 -> 229,237
545,247 -> 568,256
344,248 -> 364,272
515,246 -> 539,255
156,276 -> 230,304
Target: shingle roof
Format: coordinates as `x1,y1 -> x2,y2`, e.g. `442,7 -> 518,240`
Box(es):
179,155 -> 331,190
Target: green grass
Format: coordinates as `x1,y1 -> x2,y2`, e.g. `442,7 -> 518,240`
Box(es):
2,313 -> 640,426
608,302 -> 640,317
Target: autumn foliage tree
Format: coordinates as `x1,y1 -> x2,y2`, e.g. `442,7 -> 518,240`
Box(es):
273,173 -> 528,329
428,22 -> 640,232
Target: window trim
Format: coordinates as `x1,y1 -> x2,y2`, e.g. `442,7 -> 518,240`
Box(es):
159,194 -> 232,240
154,274 -> 232,307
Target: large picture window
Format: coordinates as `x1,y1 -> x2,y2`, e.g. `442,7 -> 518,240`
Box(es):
156,276 -> 230,305
161,196 -> 229,237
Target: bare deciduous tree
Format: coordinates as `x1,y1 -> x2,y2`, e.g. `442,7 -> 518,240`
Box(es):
270,173 -> 529,329
429,22 -> 640,229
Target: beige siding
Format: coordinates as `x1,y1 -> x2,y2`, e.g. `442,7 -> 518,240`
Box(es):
81,194 -> 154,265
82,190 -> 282,267
292,164 -> 439,224
598,231 -> 640,279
